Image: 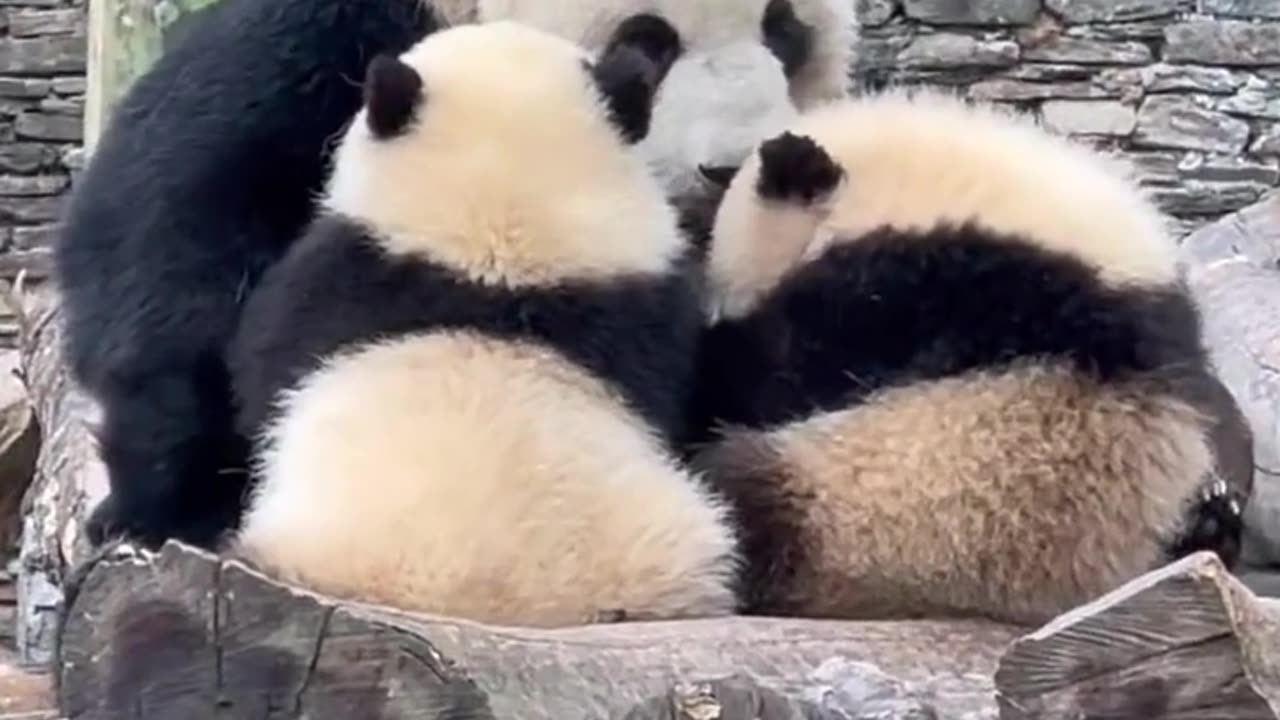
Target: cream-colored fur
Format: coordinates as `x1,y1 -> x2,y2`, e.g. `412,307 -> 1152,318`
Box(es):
235,331 -> 739,626
707,89 -> 1178,320
702,362 -> 1212,625
324,21 -> 682,288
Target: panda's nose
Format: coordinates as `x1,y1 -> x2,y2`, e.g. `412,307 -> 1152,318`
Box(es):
698,164 -> 739,188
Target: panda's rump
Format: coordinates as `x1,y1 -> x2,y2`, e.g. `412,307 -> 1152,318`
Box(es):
698,361 -> 1213,625
235,330 -> 738,626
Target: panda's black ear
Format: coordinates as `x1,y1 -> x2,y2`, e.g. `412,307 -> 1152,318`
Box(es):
364,54 -> 424,140
592,14 -> 681,144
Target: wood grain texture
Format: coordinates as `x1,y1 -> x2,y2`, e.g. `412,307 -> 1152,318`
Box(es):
55,541 -> 1015,720
996,551 -> 1280,719
54,543 -> 1280,720
11,285 -> 106,667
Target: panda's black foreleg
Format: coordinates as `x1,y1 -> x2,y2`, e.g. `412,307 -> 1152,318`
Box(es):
86,361 -> 251,551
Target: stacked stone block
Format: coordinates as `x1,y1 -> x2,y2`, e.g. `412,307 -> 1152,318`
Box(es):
852,0 -> 1280,240
0,0 -> 84,344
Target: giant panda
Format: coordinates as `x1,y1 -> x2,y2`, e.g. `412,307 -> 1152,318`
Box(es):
54,0 -> 854,551
223,21 -> 738,626
685,89 -> 1252,626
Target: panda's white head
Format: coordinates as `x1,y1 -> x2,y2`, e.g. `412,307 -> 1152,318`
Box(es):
700,89 -> 1180,321
323,20 -> 686,288
434,0 -> 857,205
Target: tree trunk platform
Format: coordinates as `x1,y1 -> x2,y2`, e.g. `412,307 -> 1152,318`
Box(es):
51,543 -> 1280,720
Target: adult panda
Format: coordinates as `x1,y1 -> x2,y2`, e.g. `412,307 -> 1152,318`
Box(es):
224,21 -> 738,626
55,0 -> 854,551
686,89 -> 1252,626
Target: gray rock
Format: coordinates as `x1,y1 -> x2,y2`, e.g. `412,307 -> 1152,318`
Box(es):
0,195 -> 61,223
855,0 -> 897,26
1068,18 -> 1176,40
0,174 -> 66,196
0,36 -> 85,75
1002,63 -> 1096,81
1021,37 -> 1153,65
851,34 -> 913,72
902,0 -> 1039,25
1133,95 -> 1251,154
50,76 -> 83,95
1164,20 -> 1280,66
1140,63 -> 1245,95
1094,67 -> 1145,101
1126,151 -> 1183,185
59,145 -> 84,172
1177,152 -> 1280,185
1200,0 -> 1280,19
1046,0 -> 1187,23
10,223 -> 56,250
896,33 -> 1019,68
1178,194 -> 1280,566
1148,180 -> 1267,215
7,8 -> 81,37
1252,124 -> 1280,156
0,0 -> 62,6
1217,76 -> 1280,120
14,110 -> 79,141
0,96 -> 38,117
37,95 -> 81,115
1040,99 -> 1137,136
0,77 -> 48,98
0,246 -> 49,277
968,78 -> 1111,101
0,143 -> 55,174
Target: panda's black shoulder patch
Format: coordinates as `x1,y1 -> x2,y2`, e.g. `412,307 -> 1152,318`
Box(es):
363,54 -> 423,139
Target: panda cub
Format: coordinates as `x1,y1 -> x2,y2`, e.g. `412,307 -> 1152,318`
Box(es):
688,90 -> 1250,626
59,0 -> 855,553
227,22 -> 738,627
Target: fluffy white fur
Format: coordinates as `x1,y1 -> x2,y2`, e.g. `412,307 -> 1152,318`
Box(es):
234,23 -> 738,626
240,331 -> 738,625
324,22 -> 683,287
706,89 -> 1177,321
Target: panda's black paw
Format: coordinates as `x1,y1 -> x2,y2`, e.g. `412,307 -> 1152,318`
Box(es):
1168,478 -> 1246,570
755,131 -> 844,205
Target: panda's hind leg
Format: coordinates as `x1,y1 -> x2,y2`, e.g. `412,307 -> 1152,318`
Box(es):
1163,372 -> 1253,570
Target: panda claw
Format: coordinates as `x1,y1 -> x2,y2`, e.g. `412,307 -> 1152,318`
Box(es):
755,131 -> 844,205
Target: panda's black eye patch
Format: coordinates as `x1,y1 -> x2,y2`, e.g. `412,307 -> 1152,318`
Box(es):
762,0 -> 813,78
604,13 -> 682,86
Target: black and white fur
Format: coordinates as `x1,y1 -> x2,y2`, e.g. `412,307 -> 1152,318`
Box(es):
227,22 -> 738,627
56,0 -> 856,551
687,90 -> 1252,626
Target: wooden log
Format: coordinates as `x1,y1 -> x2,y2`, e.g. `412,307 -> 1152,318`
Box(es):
996,551 -> 1280,719
54,542 -> 1280,720
9,282 -> 107,666
54,540 -> 1016,719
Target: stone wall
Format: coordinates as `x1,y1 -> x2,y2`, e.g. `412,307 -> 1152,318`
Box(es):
0,0 -> 83,345
851,0 -> 1280,240
0,1 -> 1275,347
